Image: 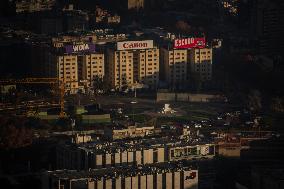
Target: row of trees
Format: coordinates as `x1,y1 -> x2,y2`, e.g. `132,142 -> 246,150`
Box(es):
0,116 -> 33,150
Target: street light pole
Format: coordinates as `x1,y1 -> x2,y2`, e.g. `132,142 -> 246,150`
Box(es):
130,101 -> 137,121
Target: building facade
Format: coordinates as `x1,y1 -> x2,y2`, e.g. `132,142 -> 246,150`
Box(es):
128,0 -> 144,10
56,139 -> 215,170
250,0 -> 284,56
106,49 -> 134,90
134,48 -> 159,88
79,53 -> 105,89
56,54 -> 80,94
16,0 -> 55,13
106,40 -> 159,90
188,48 -> 213,81
43,164 -> 198,189
160,48 -> 189,90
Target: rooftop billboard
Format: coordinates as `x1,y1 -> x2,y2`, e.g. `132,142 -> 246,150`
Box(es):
174,37 -> 206,49
65,43 -> 96,54
117,40 -> 153,50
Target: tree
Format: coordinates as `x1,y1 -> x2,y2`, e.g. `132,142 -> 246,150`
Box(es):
175,20 -> 191,34
247,90 -> 262,112
0,117 -> 33,150
92,75 -> 104,93
270,97 -> 284,112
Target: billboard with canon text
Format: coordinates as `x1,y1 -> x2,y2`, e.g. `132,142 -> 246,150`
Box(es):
117,40 -> 153,50
65,43 -> 96,54
174,37 -> 206,49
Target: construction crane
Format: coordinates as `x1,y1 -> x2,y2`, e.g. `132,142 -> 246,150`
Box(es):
0,78 -> 66,118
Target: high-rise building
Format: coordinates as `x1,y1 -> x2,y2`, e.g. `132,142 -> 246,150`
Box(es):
56,54 -> 80,94
106,48 -> 134,90
188,48 -> 213,82
134,48 -> 159,88
128,0 -> 144,10
160,45 -> 213,90
160,48 -> 189,90
250,0 -> 284,56
79,53 -> 105,89
106,40 -> 159,90
30,41 -> 104,94
50,52 -> 105,94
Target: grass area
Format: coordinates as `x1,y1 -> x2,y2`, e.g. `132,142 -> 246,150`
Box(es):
189,115 -> 211,121
126,114 -> 152,123
179,102 -> 230,121
157,116 -> 190,125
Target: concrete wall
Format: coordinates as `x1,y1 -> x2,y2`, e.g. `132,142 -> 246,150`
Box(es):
157,92 -> 176,101
218,146 -> 241,157
81,114 -> 111,124
157,92 -> 225,102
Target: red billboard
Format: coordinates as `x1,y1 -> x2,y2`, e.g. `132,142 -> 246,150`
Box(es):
174,37 -> 206,49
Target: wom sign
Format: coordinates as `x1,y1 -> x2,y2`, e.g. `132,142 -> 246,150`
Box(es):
174,37 -> 206,49
65,43 -> 96,54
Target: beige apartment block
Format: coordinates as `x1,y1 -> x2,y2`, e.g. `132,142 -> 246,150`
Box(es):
80,53 -> 104,89
107,44 -> 159,90
189,48 -> 213,81
107,49 -> 134,89
57,55 -> 79,94
160,48 -> 188,89
134,47 -> 159,88
128,0 -> 144,10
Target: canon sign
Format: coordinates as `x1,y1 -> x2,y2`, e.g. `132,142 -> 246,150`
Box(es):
65,43 -> 96,54
117,40 -> 153,50
174,37 -> 206,49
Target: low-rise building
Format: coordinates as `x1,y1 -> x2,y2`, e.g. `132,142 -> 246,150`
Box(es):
168,144 -> 215,161
16,0 -> 56,13
56,138 -> 215,170
104,125 -> 155,140
42,163 -> 198,189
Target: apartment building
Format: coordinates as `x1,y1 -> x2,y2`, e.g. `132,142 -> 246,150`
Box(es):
188,48 -> 213,81
79,53 -> 104,89
56,138 -> 215,170
16,0 -> 55,13
106,40 -> 159,90
107,48 -> 134,89
134,47 -> 159,88
160,48 -> 189,90
250,0 -> 284,56
128,0 -> 144,10
104,125 -> 156,140
43,163 -> 198,189
37,41 -> 104,94
56,55 -> 80,94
